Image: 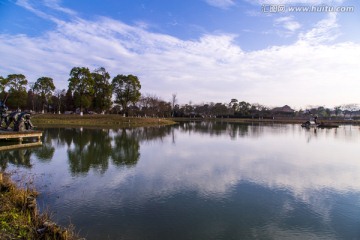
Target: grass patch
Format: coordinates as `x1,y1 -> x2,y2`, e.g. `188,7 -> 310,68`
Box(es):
0,172 -> 79,240
31,114 -> 176,128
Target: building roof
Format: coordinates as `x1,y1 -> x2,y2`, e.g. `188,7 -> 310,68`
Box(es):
271,105 -> 295,113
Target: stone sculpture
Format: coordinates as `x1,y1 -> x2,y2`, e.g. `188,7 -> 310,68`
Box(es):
0,95 -> 34,132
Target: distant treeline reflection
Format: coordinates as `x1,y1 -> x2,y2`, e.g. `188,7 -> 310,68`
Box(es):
0,122 -> 297,173
0,126 -> 174,174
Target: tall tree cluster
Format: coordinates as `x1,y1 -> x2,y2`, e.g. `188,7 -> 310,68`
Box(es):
33,77 -> 56,113
112,74 -> 141,116
68,67 -> 95,114
0,66 -> 142,115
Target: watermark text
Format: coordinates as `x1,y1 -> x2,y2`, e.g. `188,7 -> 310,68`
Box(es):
262,5 -> 355,13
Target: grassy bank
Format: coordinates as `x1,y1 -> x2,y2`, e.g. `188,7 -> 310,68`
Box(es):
31,114 -> 176,128
0,172 -> 79,240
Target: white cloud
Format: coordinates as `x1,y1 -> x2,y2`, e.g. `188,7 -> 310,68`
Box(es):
0,4 -> 359,108
42,0 -> 77,16
16,0 -> 56,21
274,16 -> 301,36
275,16 -> 301,31
203,0 -> 236,9
298,12 -> 339,44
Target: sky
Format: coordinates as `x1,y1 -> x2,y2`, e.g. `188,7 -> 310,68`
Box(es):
0,0 -> 359,109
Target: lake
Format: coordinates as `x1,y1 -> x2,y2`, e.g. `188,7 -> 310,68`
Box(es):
1,122 -> 360,240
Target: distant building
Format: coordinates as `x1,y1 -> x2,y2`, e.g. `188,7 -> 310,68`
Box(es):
271,105 -> 295,117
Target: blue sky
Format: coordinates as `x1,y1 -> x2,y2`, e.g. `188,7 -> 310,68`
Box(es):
0,0 -> 360,109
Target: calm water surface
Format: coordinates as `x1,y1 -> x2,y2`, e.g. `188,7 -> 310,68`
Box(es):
1,122 -> 360,240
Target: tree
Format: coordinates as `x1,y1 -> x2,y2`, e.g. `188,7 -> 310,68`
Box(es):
334,106 -> 342,117
211,103 -> 228,117
0,76 -> 9,102
229,99 -> 238,115
138,94 -> 157,117
0,76 -> 8,92
342,103 -> 359,119
26,87 -> 37,112
138,94 -> 171,117
6,74 -> 28,109
237,101 -> 251,116
68,67 -> 94,115
250,103 -> 270,118
91,67 -> 112,113
64,89 -> 75,112
158,100 -> 172,117
112,74 -> 141,116
316,106 -> 327,118
171,93 -> 177,117
53,89 -> 66,114
33,77 -> 56,113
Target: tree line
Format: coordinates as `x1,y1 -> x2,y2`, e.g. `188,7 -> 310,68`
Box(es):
1,67 -> 359,119
0,67 -> 142,116
174,101 -> 360,119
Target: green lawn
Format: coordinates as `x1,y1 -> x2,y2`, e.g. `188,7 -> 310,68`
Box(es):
31,114 -> 176,128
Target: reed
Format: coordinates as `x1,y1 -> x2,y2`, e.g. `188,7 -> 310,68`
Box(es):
0,171 -> 81,240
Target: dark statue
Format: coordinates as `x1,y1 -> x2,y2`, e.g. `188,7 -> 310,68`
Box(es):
0,97 -> 8,127
0,95 -> 34,132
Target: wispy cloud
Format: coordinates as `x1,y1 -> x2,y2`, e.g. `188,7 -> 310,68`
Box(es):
42,0 -> 77,15
15,0 -> 70,24
203,0 -> 236,9
16,0 -> 53,19
298,12 -> 340,44
274,16 -> 301,37
275,16 -> 301,31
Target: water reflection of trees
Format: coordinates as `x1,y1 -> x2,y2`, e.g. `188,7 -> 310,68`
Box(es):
67,128 -> 112,175
0,123 -> 275,172
62,126 -> 173,175
111,129 -> 140,167
0,149 -> 33,169
33,129 -> 55,161
0,130 -> 55,169
3,122 -> 351,174
178,121 -> 251,139
136,126 -> 173,142
177,121 -> 298,140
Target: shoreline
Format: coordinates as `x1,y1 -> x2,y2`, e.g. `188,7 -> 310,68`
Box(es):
170,117 -> 360,125
0,171 -> 79,240
30,114 -> 360,128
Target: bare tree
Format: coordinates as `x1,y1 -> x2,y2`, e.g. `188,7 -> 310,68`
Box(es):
54,89 -> 66,114
171,93 -> 177,117
334,106 -> 342,117
342,103 -> 359,119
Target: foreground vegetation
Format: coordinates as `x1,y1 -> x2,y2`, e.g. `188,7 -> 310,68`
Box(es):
31,114 -> 176,128
0,172 -> 79,240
